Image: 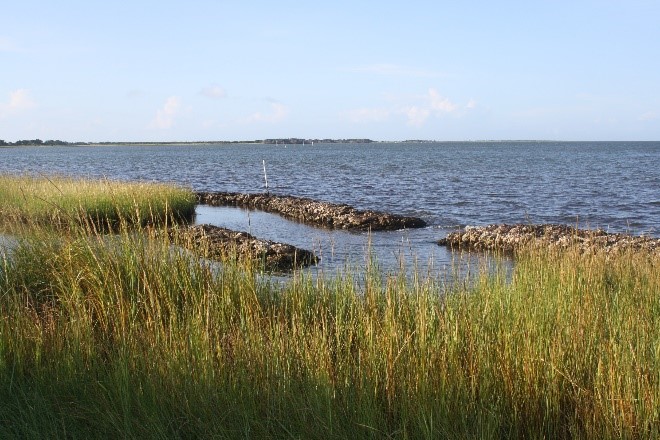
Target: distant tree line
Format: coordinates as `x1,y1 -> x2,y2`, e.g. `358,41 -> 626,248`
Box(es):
0,139 -> 71,146
262,138 -> 374,144
0,138 -> 377,147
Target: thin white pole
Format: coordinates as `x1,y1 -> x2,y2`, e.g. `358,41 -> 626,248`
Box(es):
262,159 -> 269,193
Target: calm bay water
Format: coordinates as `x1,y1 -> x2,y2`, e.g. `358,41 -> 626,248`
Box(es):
2,141 -> 658,273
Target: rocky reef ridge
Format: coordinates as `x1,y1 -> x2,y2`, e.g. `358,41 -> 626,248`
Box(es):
172,224 -> 318,272
439,224 -> 659,255
195,191 -> 427,231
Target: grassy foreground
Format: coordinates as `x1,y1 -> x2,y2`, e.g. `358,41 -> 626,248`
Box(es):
1,232 -> 658,438
0,174 -> 196,230
1,195 -> 659,438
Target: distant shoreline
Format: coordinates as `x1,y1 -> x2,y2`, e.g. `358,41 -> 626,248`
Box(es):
1,138 -> 376,147
2,139 -> 658,147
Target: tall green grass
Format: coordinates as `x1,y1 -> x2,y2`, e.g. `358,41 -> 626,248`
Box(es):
0,217 -> 658,438
0,174 -> 196,231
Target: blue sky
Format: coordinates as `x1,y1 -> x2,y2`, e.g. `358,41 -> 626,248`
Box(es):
2,0 -> 659,142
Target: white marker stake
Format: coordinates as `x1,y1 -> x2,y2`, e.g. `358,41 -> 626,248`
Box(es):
263,160 -> 269,193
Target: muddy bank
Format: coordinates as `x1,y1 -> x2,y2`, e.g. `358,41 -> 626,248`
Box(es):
439,224 -> 659,254
172,224 -> 318,272
195,191 -> 426,231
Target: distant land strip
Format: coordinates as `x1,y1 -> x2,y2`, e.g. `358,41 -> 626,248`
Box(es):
5,139 -> 631,147
1,138 -> 376,147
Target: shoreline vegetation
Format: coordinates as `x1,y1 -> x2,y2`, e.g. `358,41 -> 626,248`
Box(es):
0,175 -> 197,230
4,138 -> 623,147
0,138 -> 376,147
1,175 -> 660,438
0,175 -> 317,272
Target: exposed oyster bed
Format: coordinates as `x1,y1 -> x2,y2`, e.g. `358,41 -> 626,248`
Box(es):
195,191 -> 426,231
438,224 -> 659,255
172,224 -> 318,272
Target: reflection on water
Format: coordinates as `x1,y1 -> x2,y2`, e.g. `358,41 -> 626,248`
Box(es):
194,204 -> 474,277
2,142 -> 658,237
0,207 -> 503,284
0,235 -> 17,258
2,141 -> 657,275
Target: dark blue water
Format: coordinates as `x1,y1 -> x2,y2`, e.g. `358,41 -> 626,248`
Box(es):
2,141 -> 658,273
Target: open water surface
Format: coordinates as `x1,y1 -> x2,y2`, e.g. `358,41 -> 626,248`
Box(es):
2,141 -> 658,274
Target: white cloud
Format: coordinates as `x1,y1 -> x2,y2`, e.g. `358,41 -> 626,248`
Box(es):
201,85 -> 227,100
150,96 -> 181,129
245,102 -> 289,123
403,88 -> 466,126
404,106 -> 431,127
344,88 -> 474,128
427,88 -> 457,113
0,89 -> 36,118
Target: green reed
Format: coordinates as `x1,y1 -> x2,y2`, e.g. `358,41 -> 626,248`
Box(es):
0,214 -> 658,438
0,174 -> 196,231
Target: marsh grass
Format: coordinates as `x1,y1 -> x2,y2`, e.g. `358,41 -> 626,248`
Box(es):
0,209 -> 659,438
0,174 -> 196,231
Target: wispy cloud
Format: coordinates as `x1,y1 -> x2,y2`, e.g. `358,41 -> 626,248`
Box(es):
0,89 -> 36,118
345,64 -> 443,78
200,85 -> 227,100
245,102 -> 289,123
344,88 -> 474,127
150,96 -> 181,129
428,88 -> 458,113
403,88 -> 469,126
404,106 -> 431,127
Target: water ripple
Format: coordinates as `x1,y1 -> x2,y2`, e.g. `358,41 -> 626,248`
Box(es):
1,141 -> 658,271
